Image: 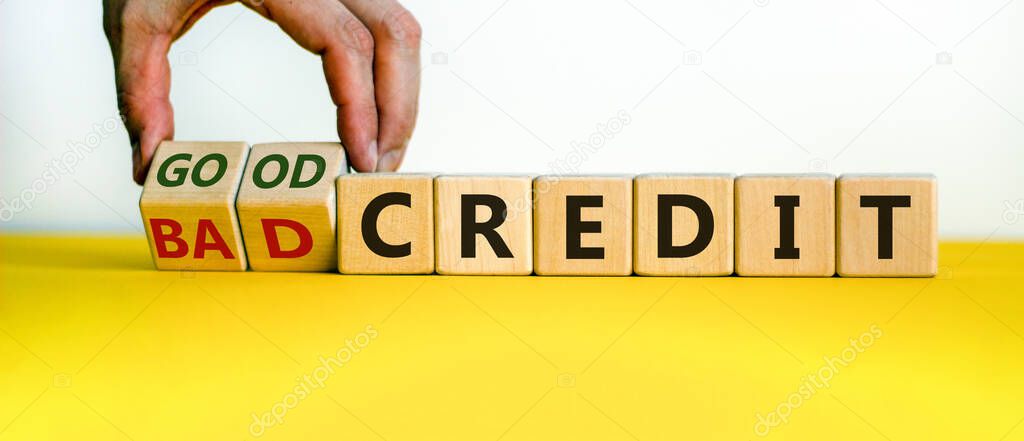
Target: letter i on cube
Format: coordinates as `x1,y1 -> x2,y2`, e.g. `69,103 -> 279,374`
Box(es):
735,174 -> 836,277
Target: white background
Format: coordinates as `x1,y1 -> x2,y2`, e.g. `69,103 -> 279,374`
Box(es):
1,0 -> 1022,238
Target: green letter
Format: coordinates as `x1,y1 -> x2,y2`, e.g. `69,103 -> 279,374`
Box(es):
253,154 -> 288,189
290,155 -> 327,189
191,153 -> 228,188
157,153 -> 192,187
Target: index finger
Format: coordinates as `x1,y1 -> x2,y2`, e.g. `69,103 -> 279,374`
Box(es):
246,0 -> 381,172
342,0 -> 422,171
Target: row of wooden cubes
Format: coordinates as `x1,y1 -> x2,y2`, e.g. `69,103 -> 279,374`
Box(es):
140,142 -> 938,277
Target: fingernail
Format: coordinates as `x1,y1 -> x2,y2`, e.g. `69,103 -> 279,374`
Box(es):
376,149 -> 404,172
366,140 -> 378,172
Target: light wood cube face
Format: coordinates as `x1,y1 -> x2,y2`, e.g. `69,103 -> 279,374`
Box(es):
837,174 -> 937,277
140,141 -> 249,271
735,174 -> 836,277
434,176 -> 534,275
634,174 -> 734,276
533,176 -> 632,276
337,174 -> 434,274
236,143 -> 347,272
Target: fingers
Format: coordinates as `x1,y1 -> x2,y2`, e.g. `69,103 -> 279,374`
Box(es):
104,2 -> 176,184
252,0 -> 380,172
341,0 -> 422,171
106,0 -> 421,178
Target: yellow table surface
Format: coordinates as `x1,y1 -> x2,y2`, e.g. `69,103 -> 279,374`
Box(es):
1,235 -> 1023,441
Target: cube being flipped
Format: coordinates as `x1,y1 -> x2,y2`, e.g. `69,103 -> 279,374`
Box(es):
236,143 -> 348,272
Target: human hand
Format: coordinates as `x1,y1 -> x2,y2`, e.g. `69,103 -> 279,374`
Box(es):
103,0 -> 422,184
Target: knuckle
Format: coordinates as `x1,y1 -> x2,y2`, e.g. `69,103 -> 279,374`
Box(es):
378,6 -> 421,46
118,91 -> 145,113
343,102 -> 380,121
112,3 -> 167,40
120,3 -> 155,32
116,89 -> 168,127
337,16 -> 375,58
390,116 -> 417,137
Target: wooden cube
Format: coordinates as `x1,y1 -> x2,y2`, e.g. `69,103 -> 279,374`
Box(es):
533,176 -> 632,276
337,174 -> 434,274
140,141 -> 249,271
434,175 -> 533,275
837,174 -> 937,277
236,143 -> 347,272
634,174 -> 734,276
735,174 -> 835,277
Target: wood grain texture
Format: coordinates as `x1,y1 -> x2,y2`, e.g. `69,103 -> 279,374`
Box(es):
434,175 -> 534,275
533,176 -> 632,276
337,173 -> 435,274
837,174 -> 937,277
236,143 -> 347,272
735,174 -> 835,277
140,141 -> 249,271
634,174 -> 734,276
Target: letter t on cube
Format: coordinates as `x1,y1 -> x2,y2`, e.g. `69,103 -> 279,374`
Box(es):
837,174 -> 937,277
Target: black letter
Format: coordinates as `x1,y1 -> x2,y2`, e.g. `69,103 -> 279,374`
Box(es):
290,154 -> 326,189
657,194 -> 714,258
461,194 -> 513,258
361,192 -> 412,258
566,196 -> 604,259
774,195 -> 800,259
860,195 -> 912,259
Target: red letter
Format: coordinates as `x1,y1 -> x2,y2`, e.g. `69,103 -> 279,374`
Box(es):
150,218 -> 188,258
194,219 -> 235,259
262,219 -> 313,258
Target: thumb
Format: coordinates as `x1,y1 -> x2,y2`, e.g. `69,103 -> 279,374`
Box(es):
105,12 -> 175,184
